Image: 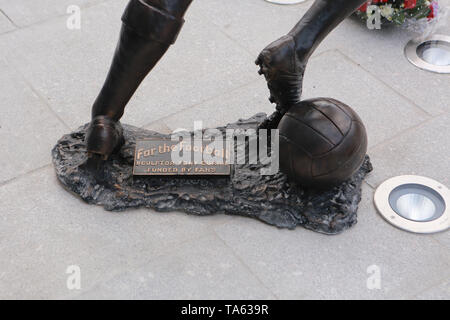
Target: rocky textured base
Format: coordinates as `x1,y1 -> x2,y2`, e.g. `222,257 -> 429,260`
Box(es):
52,114 -> 372,235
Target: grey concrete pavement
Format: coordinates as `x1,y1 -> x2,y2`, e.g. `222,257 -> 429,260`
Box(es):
0,0 -> 449,299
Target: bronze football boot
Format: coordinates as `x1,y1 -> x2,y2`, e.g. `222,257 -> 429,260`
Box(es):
256,0 -> 368,129
256,34 -> 305,129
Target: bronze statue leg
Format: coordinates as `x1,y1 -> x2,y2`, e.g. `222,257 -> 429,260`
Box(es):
86,0 -> 193,159
86,0 -> 366,159
257,0 -> 367,128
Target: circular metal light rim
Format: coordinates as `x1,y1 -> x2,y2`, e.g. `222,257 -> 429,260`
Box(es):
374,175 -> 449,234
404,34 -> 450,74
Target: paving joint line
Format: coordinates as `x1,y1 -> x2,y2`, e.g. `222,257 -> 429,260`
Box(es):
58,231 -> 221,300
0,0 -> 115,35
213,228 -> 281,300
368,113 -> 441,152
0,8 -> 19,28
0,163 -> 52,188
363,179 -> 375,189
140,79 -> 262,129
196,9 -> 255,59
335,48 -> 435,117
5,57 -> 73,132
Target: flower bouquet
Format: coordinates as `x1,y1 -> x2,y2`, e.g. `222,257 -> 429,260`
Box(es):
355,0 -> 439,27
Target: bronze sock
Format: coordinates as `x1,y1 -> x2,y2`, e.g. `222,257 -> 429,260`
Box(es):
289,0 -> 368,62
91,0 -> 193,120
87,0 -> 192,156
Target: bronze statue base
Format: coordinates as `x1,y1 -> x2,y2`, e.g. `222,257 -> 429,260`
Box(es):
52,114 -> 372,235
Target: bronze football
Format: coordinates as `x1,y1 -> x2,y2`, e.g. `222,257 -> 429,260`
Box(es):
278,98 -> 367,189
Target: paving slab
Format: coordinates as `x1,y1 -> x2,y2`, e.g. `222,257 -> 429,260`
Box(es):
162,50 -> 431,150
366,111 -> 450,249
142,120 -> 173,135
328,17 -> 450,116
0,0 -> 106,27
0,59 -> 67,184
76,234 -> 276,300
0,1 -> 124,130
0,0 -> 256,130
196,0 -> 311,57
311,0 -> 450,117
414,280 -> 450,300
432,230 -> 450,251
302,50 -> 431,150
366,112 -> 450,188
214,183 -> 450,300
158,80 -> 273,131
0,0 -> 448,300
0,167 -> 229,299
204,0 -> 450,117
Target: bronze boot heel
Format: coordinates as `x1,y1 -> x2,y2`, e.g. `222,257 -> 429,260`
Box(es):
85,116 -> 124,160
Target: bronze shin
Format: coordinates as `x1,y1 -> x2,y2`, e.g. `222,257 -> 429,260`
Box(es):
257,0 -> 367,128
86,0 -> 368,153
86,0 -> 192,157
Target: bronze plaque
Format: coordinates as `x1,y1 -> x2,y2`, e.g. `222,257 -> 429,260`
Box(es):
133,139 -> 231,176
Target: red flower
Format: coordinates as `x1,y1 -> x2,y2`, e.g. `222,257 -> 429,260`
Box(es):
404,0 -> 417,9
358,2 -> 369,12
427,4 -> 435,19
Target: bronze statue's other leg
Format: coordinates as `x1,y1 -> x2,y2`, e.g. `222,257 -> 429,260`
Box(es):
256,0 -> 367,128
86,0 -> 193,159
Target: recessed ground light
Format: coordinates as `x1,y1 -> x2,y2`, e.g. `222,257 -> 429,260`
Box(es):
374,175 -> 449,234
405,34 -> 450,74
